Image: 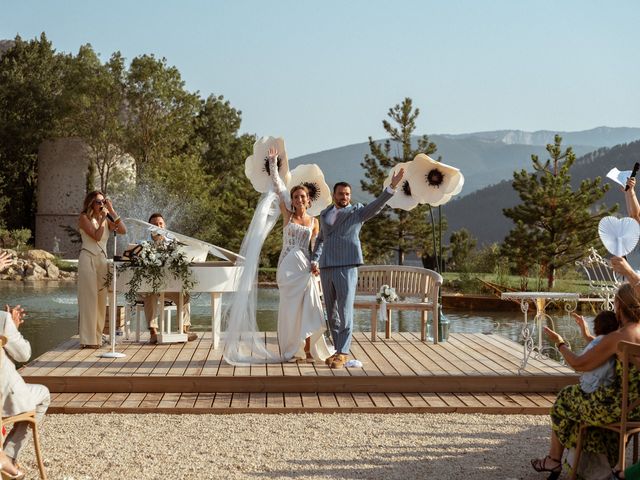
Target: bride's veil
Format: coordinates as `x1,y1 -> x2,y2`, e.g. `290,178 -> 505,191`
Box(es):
222,190 -> 283,364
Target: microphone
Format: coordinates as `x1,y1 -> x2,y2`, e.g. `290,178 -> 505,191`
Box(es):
102,208 -> 115,222
626,162 -> 640,191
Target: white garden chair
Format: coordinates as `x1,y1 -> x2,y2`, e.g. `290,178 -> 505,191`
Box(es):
575,247 -> 623,311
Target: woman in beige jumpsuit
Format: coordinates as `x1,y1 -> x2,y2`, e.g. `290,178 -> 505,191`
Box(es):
77,191 -> 126,348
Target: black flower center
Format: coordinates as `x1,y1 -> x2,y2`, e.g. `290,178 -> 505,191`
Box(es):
303,181 -> 319,202
401,180 -> 412,197
426,168 -> 444,187
262,156 -> 281,176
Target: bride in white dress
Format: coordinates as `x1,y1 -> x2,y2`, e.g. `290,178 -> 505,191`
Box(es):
268,147 -> 333,362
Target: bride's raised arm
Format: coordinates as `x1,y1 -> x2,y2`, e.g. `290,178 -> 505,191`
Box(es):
267,146 -> 292,221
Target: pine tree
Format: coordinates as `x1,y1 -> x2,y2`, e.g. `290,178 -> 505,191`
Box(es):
502,135 -> 617,288
360,98 -> 439,265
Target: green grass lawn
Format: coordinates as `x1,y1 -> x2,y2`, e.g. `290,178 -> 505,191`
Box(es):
443,271 -> 593,295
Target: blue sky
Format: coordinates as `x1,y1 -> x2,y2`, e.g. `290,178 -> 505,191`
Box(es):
2,0 -> 639,156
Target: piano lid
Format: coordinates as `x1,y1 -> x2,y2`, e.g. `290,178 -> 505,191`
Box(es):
124,218 -> 244,264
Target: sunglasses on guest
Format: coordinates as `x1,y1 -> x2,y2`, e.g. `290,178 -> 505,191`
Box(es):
94,199 -> 105,206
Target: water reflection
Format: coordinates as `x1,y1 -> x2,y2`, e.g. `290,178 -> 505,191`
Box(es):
0,283 -> 589,361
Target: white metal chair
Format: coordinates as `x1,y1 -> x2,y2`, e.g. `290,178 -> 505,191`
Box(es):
575,247 -> 623,311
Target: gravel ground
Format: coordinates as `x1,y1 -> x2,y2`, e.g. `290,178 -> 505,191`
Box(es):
12,413 -> 557,479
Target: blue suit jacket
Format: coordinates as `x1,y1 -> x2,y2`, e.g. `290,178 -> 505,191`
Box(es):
311,189 -> 393,268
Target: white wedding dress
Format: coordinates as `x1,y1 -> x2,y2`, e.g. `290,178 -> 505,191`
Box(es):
276,220 -> 333,361
221,155 -> 332,365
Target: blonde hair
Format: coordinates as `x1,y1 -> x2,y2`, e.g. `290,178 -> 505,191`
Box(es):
81,191 -> 104,219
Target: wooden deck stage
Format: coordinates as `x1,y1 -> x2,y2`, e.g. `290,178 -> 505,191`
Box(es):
21,331 -> 577,415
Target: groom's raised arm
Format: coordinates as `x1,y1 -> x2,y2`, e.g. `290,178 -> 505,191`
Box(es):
357,167 -> 403,223
356,188 -> 394,223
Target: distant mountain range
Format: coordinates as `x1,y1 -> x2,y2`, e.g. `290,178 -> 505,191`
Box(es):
290,126 -> 640,203
445,140 -> 640,246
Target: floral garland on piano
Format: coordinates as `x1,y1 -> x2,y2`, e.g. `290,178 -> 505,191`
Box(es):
118,240 -> 195,304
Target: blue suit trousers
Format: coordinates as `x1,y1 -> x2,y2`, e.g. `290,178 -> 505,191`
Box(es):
320,265 -> 357,355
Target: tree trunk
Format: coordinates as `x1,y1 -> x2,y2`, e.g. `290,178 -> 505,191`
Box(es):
547,266 -> 555,290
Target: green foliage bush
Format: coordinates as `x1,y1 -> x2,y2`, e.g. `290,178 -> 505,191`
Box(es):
0,227 -> 32,250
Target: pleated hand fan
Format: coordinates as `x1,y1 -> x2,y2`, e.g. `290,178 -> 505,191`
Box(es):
598,216 -> 640,256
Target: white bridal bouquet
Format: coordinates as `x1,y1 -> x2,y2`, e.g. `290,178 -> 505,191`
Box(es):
376,284 -> 398,304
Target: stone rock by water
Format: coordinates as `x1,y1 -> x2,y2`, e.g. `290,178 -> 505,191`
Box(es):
24,263 -> 47,280
21,249 -> 55,263
44,259 -> 60,279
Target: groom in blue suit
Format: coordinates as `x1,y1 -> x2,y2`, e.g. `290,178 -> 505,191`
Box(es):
311,168 -> 404,368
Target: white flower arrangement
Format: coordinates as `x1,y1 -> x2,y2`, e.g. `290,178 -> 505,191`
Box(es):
376,284 -> 398,304
119,240 -> 195,304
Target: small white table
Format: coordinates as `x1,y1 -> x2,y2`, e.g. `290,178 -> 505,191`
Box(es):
501,292 -> 579,373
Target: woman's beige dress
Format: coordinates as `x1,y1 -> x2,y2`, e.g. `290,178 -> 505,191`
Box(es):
77,216 -> 109,346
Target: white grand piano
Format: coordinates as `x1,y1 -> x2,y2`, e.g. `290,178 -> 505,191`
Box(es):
115,219 -> 243,347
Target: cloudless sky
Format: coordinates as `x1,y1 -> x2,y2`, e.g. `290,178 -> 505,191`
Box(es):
2,0 -> 639,156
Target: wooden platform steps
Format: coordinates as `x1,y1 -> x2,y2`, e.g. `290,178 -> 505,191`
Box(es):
22,332 -> 574,415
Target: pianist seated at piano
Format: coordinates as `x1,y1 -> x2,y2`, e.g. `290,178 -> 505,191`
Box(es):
140,213 -> 196,343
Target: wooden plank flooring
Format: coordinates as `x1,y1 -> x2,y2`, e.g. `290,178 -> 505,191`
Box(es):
22,332 -> 575,414
47,391 -> 554,414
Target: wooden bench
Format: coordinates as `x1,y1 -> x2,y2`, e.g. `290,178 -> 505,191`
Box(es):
354,265 -> 443,344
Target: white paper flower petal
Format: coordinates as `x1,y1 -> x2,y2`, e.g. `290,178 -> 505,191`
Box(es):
598,216 -> 640,256
383,162 -> 419,211
450,172 -> 465,196
244,136 -> 290,193
407,154 -> 464,205
429,193 -> 453,207
287,163 -> 332,217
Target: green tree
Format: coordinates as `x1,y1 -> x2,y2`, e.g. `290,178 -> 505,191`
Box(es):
360,98 -> 438,265
0,33 -> 72,230
192,94 -> 267,254
65,46 -> 128,194
448,228 -> 477,272
502,135 -> 616,288
124,54 -> 201,182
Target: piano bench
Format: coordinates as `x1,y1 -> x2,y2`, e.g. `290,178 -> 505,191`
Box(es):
127,302 -> 179,343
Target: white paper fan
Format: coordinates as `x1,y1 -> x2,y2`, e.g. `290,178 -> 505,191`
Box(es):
598,216 -> 640,256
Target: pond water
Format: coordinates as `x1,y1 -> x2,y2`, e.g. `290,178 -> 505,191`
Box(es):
0,282 -> 590,361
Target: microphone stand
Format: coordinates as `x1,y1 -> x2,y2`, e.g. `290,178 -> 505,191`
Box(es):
99,223 -> 126,359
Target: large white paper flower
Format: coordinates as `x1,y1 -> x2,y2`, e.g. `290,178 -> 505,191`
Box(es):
244,136 -> 291,193
287,163 -> 332,217
407,154 -> 464,206
383,162 -> 419,211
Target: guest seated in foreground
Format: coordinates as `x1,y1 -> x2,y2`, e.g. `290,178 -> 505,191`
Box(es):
572,310 -> 619,393
141,213 -> 195,343
0,305 -> 50,476
531,282 -> 640,476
